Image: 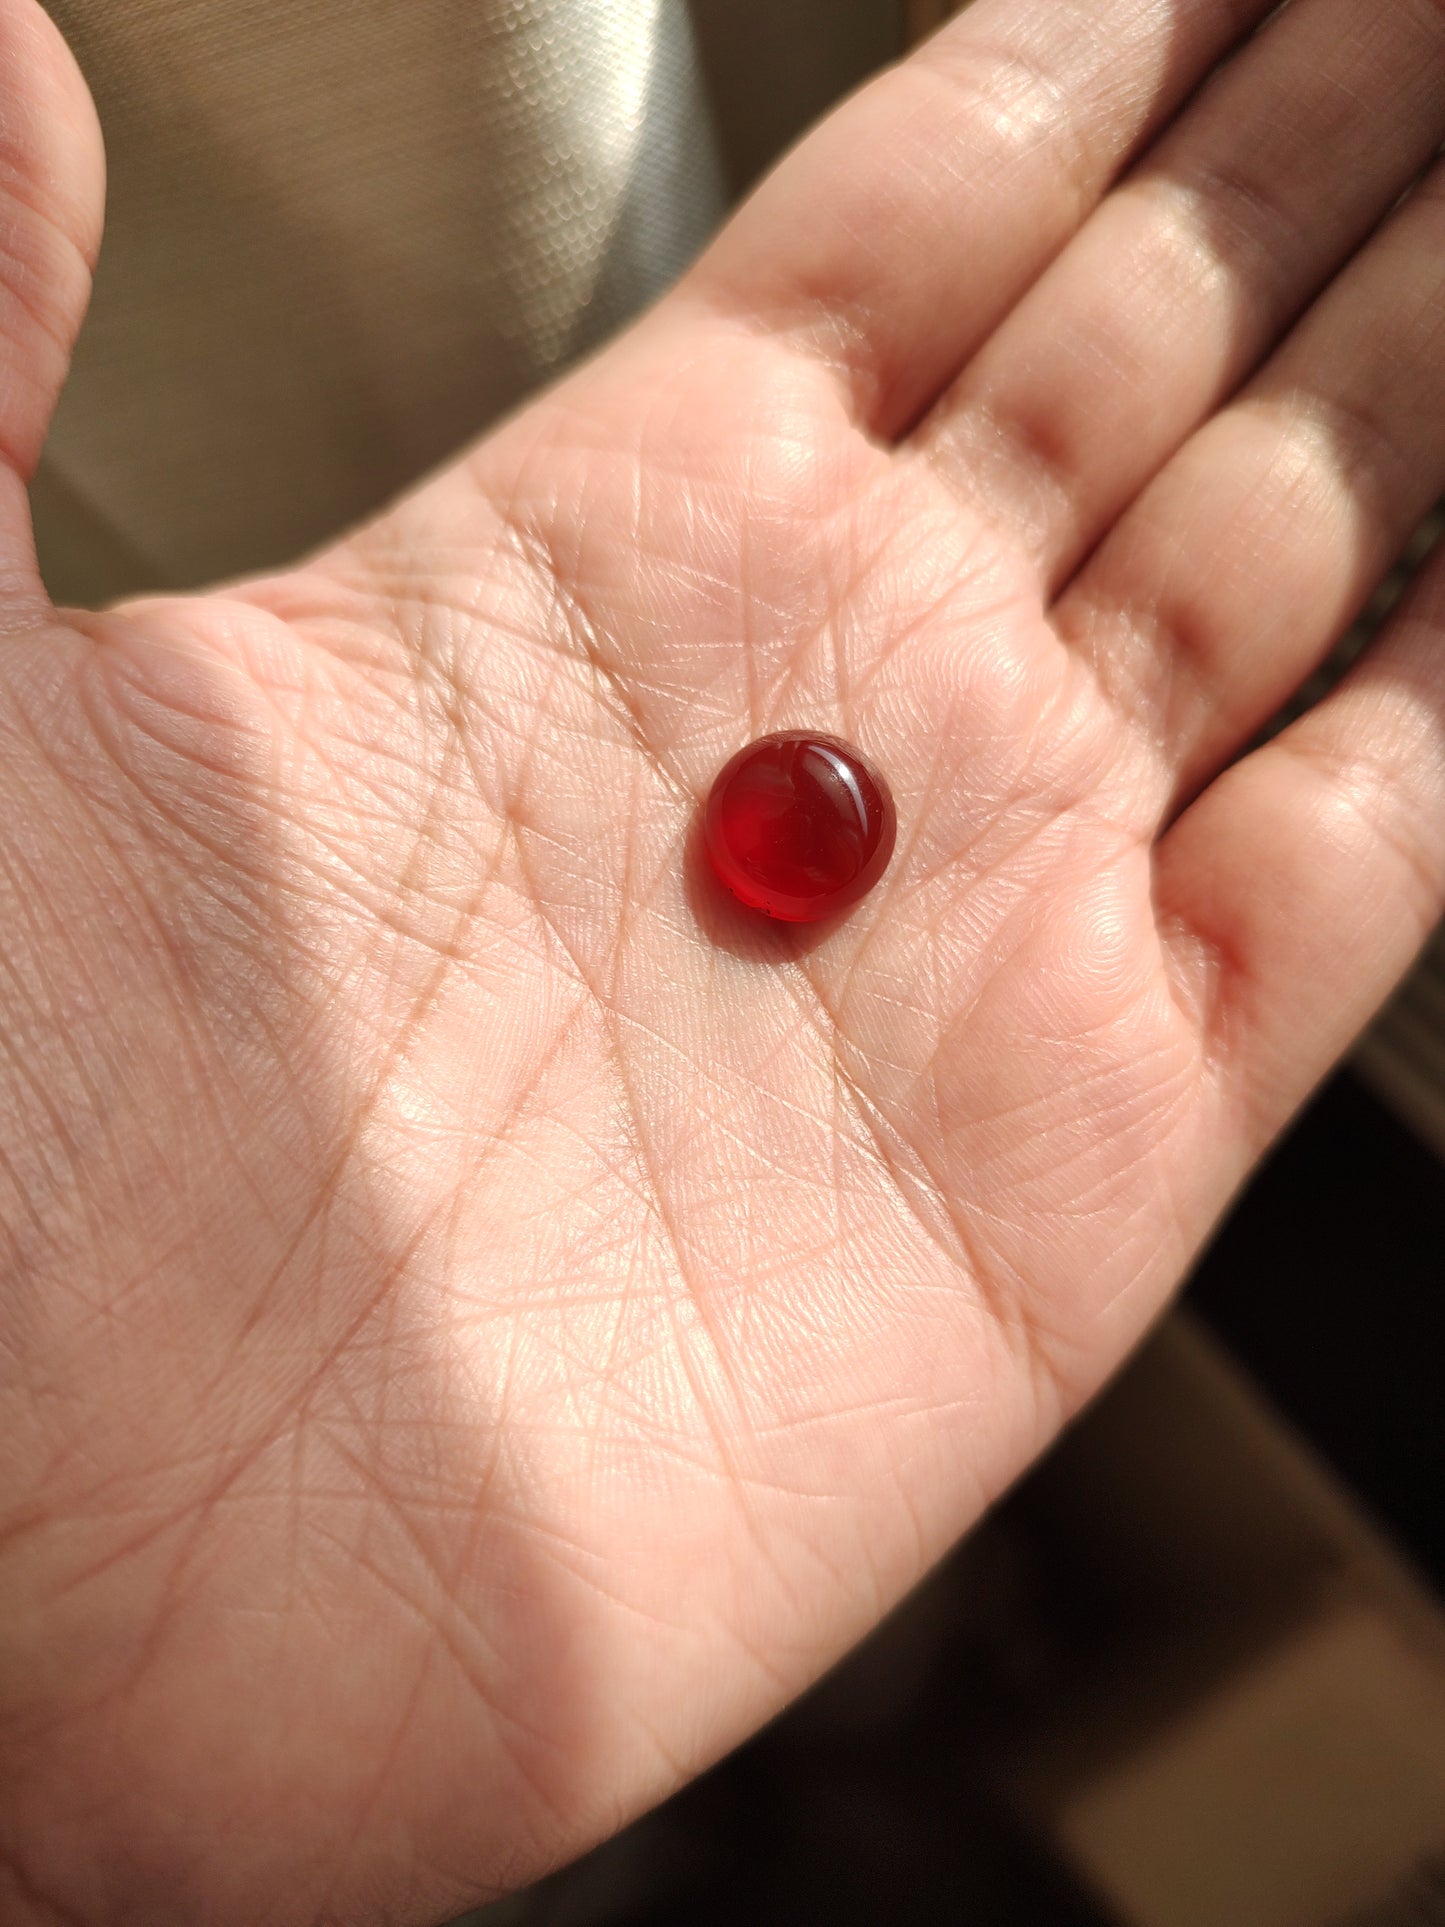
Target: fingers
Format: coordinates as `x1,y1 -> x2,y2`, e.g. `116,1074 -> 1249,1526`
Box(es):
1155,535 -> 1445,1151
686,0 -> 1277,436
0,0 -> 103,624
917,0 -> 1445,586
1058,153 -> 1445,800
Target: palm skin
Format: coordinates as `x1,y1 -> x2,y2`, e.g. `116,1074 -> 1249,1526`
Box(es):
3,0 -> 1444,1920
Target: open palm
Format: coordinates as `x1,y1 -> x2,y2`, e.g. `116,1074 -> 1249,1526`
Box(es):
2,0 -> 1443,1919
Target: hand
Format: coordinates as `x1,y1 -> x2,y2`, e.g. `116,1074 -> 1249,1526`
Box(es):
1,0 -> 1441,1918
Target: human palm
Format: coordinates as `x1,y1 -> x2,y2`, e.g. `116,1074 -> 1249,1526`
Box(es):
2,0 -> 1443,1919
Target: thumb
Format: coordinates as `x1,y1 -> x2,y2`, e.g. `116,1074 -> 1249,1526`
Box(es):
0,0 -> 102,625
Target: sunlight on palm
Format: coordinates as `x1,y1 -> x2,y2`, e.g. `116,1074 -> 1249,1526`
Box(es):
1,0 -> 1442,1918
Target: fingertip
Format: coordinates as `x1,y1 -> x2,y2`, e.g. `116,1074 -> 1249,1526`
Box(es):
0,1 -> 104,622
0,0 -> 106,267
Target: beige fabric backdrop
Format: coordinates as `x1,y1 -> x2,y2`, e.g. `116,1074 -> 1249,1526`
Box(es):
34,0 -> 900,605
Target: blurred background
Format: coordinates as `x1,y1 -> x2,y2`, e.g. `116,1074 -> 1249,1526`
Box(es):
32,1 -> 1445,1919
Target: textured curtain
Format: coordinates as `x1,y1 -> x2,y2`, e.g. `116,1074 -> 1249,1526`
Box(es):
34,0 -> 898,603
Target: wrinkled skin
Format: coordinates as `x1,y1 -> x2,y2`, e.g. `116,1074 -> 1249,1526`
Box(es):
1,0 -> 1443,1919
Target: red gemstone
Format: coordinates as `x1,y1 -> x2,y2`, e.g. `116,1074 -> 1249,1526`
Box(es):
704,732 -> 896,922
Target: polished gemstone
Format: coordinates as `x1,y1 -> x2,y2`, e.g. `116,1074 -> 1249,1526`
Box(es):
704,732 -> 896,922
